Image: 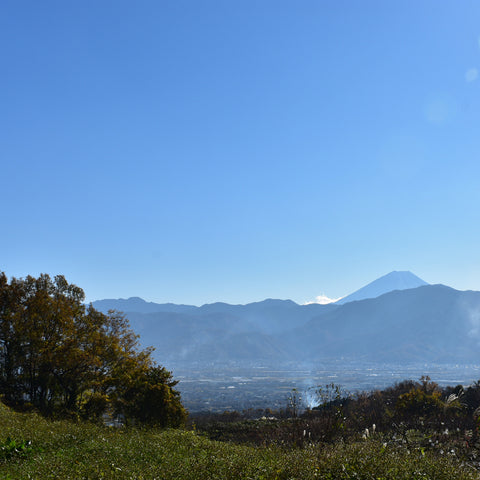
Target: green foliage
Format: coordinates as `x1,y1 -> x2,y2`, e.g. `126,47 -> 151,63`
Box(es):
0,437 -> 38,461
396,388 -> 444,416
0,272 -> 186,427
0,400 -> 478,479
113,365 -> 187,427
79,391 -> 110,421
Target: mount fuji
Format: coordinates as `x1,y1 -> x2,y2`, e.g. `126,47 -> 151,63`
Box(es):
336,271 -> 428,304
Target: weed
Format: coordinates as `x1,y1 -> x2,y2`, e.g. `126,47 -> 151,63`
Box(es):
0,437 -> 38,461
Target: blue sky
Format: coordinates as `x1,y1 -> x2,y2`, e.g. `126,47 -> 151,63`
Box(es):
1,1 -> 480,305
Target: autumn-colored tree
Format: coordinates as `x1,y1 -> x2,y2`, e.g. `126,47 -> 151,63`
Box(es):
395,377 -> 447,419
0,272 -> 186,426
113,365 -> 187,427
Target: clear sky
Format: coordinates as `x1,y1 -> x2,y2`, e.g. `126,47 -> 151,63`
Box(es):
1,1 -> 480,305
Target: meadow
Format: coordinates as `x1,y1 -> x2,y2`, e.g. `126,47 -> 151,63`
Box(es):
1,393 -> 480,480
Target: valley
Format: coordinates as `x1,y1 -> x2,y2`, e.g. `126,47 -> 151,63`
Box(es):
171,361 -> 480,412
93,272 -> 480,412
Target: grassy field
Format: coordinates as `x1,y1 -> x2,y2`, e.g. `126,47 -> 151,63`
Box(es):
1,401 -> 480,479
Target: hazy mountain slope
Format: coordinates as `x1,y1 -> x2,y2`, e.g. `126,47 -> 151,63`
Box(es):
117,310 -> 257,362
93,298 -> 336,364
92,276 -> 480,365
286,284 -> 480,362
336,271 -> 428,305
93,297 -> 337,334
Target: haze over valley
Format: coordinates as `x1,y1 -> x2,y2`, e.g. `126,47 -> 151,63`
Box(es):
93,271 -> 480,411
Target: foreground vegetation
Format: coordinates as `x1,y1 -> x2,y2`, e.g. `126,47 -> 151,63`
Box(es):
0,272 -> 186,426
2,272 -> 480,478
1,397 -> 480,479
195,378 -> 480,448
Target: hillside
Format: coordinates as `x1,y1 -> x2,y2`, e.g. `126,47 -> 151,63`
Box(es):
93,279 -> 480,365
286,284 -> 480,362
0,399 -> 477,479
93,298 -> 337,363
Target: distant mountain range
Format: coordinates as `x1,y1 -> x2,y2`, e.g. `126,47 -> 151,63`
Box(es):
92,272 -> 480,365
93,270 -> 427,313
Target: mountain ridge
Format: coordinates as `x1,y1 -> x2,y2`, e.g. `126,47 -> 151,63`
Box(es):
283,283 -> 479,362
90,273 -> 480,366
92,271 -> 430,313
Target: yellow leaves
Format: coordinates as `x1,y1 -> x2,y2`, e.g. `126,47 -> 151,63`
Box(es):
1,272 -> 185,426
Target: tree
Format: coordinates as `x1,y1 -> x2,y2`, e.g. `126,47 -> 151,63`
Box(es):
114,365 -> 187,427
0,272 -> 186,426
395,377 -> 446,419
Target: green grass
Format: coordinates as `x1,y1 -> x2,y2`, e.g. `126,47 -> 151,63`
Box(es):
0,402 -> 479,479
